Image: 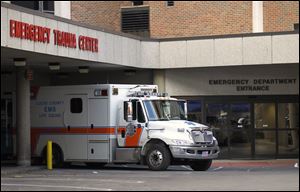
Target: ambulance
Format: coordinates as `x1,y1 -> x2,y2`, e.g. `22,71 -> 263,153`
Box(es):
31,84 -> 219,171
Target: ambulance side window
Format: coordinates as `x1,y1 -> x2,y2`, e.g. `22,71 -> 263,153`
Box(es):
132,100 -> 137,121
137,102 -> 146,123
70,98 -> 83,113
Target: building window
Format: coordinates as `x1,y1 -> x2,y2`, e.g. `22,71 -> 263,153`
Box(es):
70,98 -> 83,113
11,1 -> 54,14
167,1 -> 174,6
294,23 -> 299,31
42,1 -> 55,14
132,1 -> 143,6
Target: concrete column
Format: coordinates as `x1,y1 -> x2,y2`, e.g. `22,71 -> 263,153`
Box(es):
54,1 -> 71,19
16,65 -> 31,166
153,69 -> 166,93
252,1 -> 264,33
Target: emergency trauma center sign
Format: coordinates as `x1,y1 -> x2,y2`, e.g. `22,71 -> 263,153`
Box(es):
9,19 -> 99,53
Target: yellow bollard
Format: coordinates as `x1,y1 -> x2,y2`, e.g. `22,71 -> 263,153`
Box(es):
47,141 -> 53,170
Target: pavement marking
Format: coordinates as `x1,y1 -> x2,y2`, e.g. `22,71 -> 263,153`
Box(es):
1,183 -> 113,191
213,167 -> 223,171
2,177 -> 145,184
180,165 -> 193,171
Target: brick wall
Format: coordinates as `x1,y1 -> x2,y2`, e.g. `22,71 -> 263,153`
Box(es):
263,1 -> 299,32
71,1 -> 131,32
149,1 -> 252,38
70,1 -> 299,38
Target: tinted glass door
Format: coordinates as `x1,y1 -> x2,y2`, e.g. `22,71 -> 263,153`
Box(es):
254,103 -> 276,158
206,103 -> 252,159
229,103 -> 251,158
206,103 -> 230,158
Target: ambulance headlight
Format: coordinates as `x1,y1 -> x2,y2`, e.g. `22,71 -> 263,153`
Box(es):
171,139 -> 192,146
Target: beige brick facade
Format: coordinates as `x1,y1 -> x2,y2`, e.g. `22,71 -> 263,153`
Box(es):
148,1 -> 252,38
263,1 -> 299,32
71,1 -> 299,38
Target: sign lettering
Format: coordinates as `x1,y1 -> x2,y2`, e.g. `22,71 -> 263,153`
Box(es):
9,20 -> 99,53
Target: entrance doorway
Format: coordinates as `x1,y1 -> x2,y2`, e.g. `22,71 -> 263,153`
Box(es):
180,95 -> 299,159
206,103 -> 251,159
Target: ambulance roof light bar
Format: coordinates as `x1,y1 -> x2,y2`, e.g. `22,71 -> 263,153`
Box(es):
128,91 -> 168,98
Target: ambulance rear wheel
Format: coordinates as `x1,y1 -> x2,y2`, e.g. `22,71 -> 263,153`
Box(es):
146,144 -> 171,171
52,146 -> 65,168
42,145 -> 64,168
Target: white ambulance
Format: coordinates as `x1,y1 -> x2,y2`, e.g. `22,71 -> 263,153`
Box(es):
31,84 -> 219,171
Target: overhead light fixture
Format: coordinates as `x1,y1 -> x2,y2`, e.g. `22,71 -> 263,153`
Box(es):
124,69 -> 136,76
49,62 -> 60,71
57,72 -> 69,79
14,58 -> 26,67
78,66 -> 89,73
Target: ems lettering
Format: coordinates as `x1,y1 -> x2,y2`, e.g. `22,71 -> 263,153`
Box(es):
44,106 -> 56,113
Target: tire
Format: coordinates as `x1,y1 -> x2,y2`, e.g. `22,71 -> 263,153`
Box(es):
42,145 -> 65,168
146,144 -> 171,171
190,159 -> 212,171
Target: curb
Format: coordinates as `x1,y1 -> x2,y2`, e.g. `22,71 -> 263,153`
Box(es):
212,159 -> 299,168
1,166 -> 45,176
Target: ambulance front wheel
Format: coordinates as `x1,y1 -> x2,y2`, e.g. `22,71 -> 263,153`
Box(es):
189,159 -> 212,171
146,144 -> 171,171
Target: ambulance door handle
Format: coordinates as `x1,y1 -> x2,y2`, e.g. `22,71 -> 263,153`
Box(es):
91,124 -> 94,129
67,126 -> 70,131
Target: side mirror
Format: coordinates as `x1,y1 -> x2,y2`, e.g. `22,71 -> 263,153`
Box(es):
124,101 -> 133,122
184,102 -> 188,119
178,99 -> 188,119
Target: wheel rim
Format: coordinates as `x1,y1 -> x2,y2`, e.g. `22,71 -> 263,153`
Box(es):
149,150 -> 163,168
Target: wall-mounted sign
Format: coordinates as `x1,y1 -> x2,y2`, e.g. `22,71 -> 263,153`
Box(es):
209,78 -> 297,92
9,19 -> 99,53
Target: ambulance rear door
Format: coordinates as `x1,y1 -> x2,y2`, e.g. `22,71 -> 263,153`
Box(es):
64,94 -> 88,160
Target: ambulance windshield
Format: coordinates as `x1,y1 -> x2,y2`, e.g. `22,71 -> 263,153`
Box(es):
143,100 -> 186,121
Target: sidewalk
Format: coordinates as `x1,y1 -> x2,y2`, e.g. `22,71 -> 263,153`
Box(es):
212,159 -> 299,168
1,159 -> 298,176
1,165 -> 45,176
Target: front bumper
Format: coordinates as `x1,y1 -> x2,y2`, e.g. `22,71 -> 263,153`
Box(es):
169,144 -> 220,160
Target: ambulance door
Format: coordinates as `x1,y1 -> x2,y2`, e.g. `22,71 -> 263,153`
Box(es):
118,100 -> 146,148
88,98 -> 109,161
64,95 -> 88,160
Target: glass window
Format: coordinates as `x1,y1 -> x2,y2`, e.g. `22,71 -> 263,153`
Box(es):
11,1 -> 39,10
254,103 -> 276,129
167,1 -> 174,6
137,102 -> 146,123
187,100 -> 202,123
278,130 -> 299,156
70,98 -> 82,113
11,1 -> 54,14
278,103 -> 299,129
132,100 -> 137,121
255,130 -> 276,157
132,1 -> 143,6
143,100 -> 186,121
278,103 -> 299,157
43,1 -> 54,11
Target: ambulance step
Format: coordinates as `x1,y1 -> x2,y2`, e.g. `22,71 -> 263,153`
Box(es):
115,148 -> 141,163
